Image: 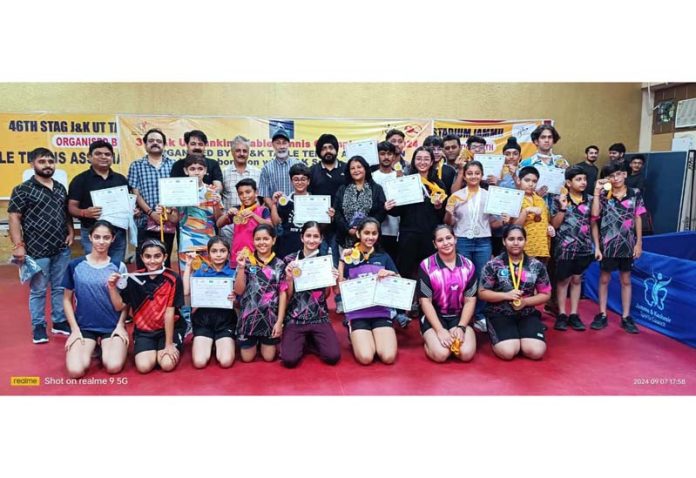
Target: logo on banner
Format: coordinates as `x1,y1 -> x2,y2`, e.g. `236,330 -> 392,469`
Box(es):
643,272 -> 671,311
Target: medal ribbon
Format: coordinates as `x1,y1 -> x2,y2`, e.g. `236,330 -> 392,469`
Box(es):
508,256 -> 523,292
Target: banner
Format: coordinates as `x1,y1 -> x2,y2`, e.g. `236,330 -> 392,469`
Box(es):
584,232 -> 696,348
118,116 -> 433,172
433,119 -> 552,159
0,113 -> 119,197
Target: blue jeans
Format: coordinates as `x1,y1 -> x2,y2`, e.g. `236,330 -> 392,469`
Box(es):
456,237 -> 492,320
29,247 -> 72,328
81,226 -> 127,265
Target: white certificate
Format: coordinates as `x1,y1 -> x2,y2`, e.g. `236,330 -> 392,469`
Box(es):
339,275 -> 378,313
293,255 -> 336,292
293,195 -> 331,224
345,139 -> 379,166
373,276 -> 416,310
383,174 -> 424,206
484,186 -> 525,217
190,277 -> 234,309
474,154 -> 506,178
159,177 -> 199,207
536,166 -> 566,194
90,186 -> 130,215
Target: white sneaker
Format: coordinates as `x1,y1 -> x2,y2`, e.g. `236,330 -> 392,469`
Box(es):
473,319 -> 487,333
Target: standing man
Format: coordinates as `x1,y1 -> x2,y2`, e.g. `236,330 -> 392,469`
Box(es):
442,134 -> 462,169
9,148 -> 74,343
575,145 -> 600,192
386,128 -> 410,174
128,128 -> 176,267
259,128 -> 301,208
68,140 -> 130,265
308,133 -> 346,265
519,125 -> 569,203
423,135 -> 457,193
371,141 -> 400,261
170,130 -> 223,192
221,135 -> 261,241
608,143 -> 627,168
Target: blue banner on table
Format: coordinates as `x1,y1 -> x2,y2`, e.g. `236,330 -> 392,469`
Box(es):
584,232 -> 696,348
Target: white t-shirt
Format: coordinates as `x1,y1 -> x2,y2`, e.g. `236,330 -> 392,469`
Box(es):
450,187 -> 492,238
372,170 -> 400,237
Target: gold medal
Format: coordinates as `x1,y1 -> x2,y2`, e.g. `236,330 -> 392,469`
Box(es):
560,186 -> 568,196
394,162 -> 402,172
603,182 -> 612,192
450,337 -> 461,354
191,255 -> 203,270
512,297 -> 522,307
350,248 -> 361,260
233,215 -> 241,225
292,267 -> 302,278
278,196 -> 289,206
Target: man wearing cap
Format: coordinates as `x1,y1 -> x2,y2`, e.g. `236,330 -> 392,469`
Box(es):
309,133 -> 346,265
259,128 -> 301,208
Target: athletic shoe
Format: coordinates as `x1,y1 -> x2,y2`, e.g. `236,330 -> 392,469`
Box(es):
395,313 -> 411,328
590,313 -> 608,330
32,325 -> 49,344
51,321 -> 71,336
473,318 -> 487,333
568,314 -> 586,331
621,316 -> 639,334
554,314 -> 569,331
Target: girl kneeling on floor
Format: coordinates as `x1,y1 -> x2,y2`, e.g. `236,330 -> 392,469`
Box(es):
417,225 -> 477,363
109,238 -> 186,373
337,217 -> 399,365
281,221 -> 341,368
478,225 -> 551,360
234,224 -> 288,362
182,236 -> 237,369
64,220 -> 129,378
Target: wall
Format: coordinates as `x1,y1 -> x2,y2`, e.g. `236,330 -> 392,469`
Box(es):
0,82 -> 642,260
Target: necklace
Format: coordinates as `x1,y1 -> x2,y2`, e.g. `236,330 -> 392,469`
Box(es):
508,255 -> 524,307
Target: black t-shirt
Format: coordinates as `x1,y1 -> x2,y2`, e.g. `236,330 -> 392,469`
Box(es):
170,157 -> 223,186
308,161 -> 346,200
67,167 -> 130,229
574,161 -> 599,193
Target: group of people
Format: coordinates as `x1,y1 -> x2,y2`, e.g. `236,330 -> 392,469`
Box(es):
7,123 -> 649,377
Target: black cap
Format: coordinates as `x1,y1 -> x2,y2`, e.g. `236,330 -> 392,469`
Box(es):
272,128 -> 290,142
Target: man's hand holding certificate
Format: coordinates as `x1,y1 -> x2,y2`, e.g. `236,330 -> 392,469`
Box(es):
536,166 -> 566,195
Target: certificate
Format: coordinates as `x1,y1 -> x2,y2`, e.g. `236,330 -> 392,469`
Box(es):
90,186 -> 130,215
536,166 -> 566,195
190,277 -> 235,309
293,195 -> 331,224
383,174 -> 424,206
339,275 -> 377,313
484,186 -> 525,217
474,154 -> 506,178
159,177 -> 199,207
293,255 -> 336,292
345,139 -> 379,166
373,276 -> 416,310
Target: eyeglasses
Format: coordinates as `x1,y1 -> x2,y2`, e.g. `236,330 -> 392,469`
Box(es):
292,177 -> 309,183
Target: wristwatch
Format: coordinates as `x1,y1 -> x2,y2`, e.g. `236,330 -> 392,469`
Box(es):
457,325 -> 467,332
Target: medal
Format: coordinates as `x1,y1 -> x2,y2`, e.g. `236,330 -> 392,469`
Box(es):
117,268 -> 166,289
116,276 -> 129,290
351,248 -> 361,261
233,215 -> 241,225
191,255 -> 203,270
508,255 -> 524,308
603,183 -> 612,191
465,231 -> 474,239
560,186 -> 568,196
450,337 -> 461,354
278,196 -> 289,206
292,267 -> 302,278
473,226 -> 481,235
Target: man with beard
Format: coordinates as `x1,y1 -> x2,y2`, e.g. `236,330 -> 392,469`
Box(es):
575,145 -> 600,192
259,128 -> 301,208
442,134 -> 462,169
608,143 -> 627,168
9,148 -> 74,343
128,128 -> 177,267
309,133 -> 346,265
170,130 -> 223,192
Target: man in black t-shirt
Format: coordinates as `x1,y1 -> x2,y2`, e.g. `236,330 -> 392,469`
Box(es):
170,130 -> 223,192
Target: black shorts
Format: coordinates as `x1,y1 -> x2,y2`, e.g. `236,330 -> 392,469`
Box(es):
348,318 -> 394,332
81,330 -> 114,341
419,314 -> 463,334
237,335 -> 281,349
556,255 -> 594,281
600,256 -> 633,272
133,321 -> 186,355
486,310 -> 545,345
192,308 -> 236,341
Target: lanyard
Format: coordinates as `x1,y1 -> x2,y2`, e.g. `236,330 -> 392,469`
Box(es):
508,256 -> 523,307
117,268 -> 165,289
